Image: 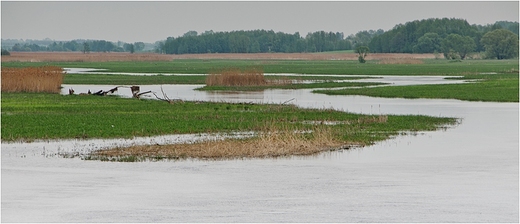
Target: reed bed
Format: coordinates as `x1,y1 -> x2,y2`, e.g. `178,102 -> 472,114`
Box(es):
206,67 -> 293,87
92,124 -> 355,161
378,58 -> 424,64
206,67 -> 267,86
1,66 -> 64,93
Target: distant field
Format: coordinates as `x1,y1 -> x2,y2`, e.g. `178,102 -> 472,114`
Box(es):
1,51 -> 436,62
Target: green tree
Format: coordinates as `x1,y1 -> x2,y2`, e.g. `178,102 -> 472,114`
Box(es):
183,30 -> 198,37
481,29 -> 519,59
124,43 -> 135,53
82,42 -> 90,53
1,49 -> 10,55
228,34 -> 250,53
11,43 -> 23,51
441,34 -> 476,59
369,18 -> 479,53
63,41 -> 79,51
154,41 -> 165,54
413,32 -> 442,53
250,40 -> 261,53
355,46 -> 370,63
133,42 -> 145,52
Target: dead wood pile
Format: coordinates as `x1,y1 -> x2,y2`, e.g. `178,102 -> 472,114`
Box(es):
67,85 -> 183,104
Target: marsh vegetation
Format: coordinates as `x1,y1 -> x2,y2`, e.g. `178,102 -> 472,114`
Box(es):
1,66 -> 63,93
1,52 -> 516,161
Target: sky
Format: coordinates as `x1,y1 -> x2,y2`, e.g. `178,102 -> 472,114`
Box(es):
1,1 -> 519,43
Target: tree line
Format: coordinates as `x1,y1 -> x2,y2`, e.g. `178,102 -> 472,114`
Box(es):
159,30 -> 353,54
2,18 -> 518,59
6,40 -> 146,53
368,18 -> 519,59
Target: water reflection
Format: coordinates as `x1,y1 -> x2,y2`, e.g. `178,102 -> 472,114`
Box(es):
206,90 -> 265,102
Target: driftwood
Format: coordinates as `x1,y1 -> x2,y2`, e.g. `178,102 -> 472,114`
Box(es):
152,86 -> 184,104
134,90 -> 152,99
282,98 -> 295,105
67,86 -> 184,104
69,88 -> 92,95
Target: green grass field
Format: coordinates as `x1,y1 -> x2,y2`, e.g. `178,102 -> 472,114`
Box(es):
1,92 -> 457,144
314,73 -> 519,102
3,58 -> 518,75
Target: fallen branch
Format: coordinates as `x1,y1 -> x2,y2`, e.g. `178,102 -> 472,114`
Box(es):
282,98 -> 295,105
68,86 -> 184,103
135,90 -> 152,99
152,86 -> 184,104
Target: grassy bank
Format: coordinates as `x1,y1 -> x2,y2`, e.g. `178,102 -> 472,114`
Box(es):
1,92 -> 456,146
314,73 -> 519,102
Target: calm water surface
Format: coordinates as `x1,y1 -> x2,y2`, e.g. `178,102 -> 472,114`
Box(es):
2,79 -> 518,222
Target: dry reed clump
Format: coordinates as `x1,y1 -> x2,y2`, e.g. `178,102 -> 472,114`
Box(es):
206,67 -> 267,86
93,125 -> 357,160
378,58 -> 424,64
1,66 -> 64,93
206,67 -> 293,87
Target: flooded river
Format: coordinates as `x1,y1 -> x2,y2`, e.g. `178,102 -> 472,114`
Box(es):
2,75 -> 518,222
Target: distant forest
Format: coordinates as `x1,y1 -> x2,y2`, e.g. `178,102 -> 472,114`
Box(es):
2,18 -> 518,57
369,18 -> 518,53
1,39 -> 151,53
160,30 -> 357,54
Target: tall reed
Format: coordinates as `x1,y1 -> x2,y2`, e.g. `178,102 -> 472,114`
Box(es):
206,67 -> 267,86
1,66 -> 64,93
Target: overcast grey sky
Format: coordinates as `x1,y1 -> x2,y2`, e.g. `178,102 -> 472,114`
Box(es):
1,1 -> 518,43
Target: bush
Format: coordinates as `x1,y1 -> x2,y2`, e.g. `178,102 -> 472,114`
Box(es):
1,49 -> 10,56
358,56 -> 366,63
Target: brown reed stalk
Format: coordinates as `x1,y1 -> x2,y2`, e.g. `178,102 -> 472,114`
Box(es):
1,66 -> 64,93
93,124 -> 356,160
206,67 -> 267,86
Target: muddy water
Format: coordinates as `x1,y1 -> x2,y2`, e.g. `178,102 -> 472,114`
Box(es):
2,79 -> 518,222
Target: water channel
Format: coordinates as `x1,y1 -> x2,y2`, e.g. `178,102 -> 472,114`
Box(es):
1,71 -> 518,222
